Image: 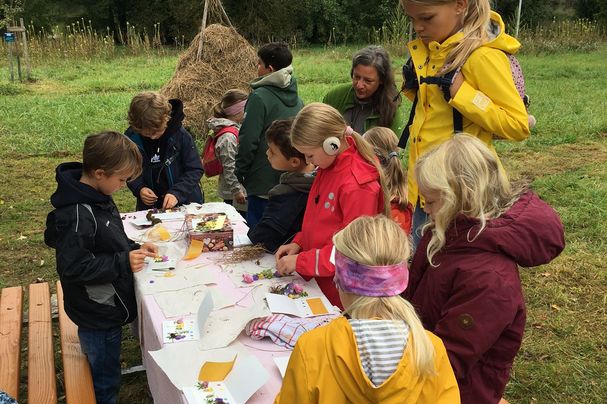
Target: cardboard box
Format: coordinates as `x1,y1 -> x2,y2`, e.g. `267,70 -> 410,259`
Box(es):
187,213 -> 234,252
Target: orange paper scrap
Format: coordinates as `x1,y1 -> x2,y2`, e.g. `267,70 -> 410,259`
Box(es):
198,355 -> 237,382
184,239 -> 204,260
306,297 -> 329,315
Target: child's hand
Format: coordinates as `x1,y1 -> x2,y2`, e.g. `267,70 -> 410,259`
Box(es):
276,254 -> 298,275
140,242 -> 158,255
234,191 -> 246,205
162,193 -> 178,209
129,249 -> 155,273
140,187 -> 158,206
275,243 -> 301,262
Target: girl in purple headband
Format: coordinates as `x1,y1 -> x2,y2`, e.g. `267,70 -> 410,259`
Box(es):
276,215 -> 459,403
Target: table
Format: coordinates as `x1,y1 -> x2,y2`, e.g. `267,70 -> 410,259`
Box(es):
124,203 -> 290,404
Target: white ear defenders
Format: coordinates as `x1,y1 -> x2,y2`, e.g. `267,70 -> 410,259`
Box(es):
322,136 -> 341,156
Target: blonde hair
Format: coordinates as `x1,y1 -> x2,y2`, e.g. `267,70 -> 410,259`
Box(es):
291,102 -> 390,215
400,0 -> 491,74
127,91 -> 171,133
333,215 -> 436,378
363,127 -> 408,210
213,89 -> 249,119
82,131 -> 142,179
415,134 -> 522,265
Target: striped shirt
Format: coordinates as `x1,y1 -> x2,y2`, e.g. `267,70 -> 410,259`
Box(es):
348,319 -> 409,387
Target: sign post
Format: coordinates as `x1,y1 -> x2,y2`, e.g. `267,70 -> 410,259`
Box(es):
4,32 -> 16,82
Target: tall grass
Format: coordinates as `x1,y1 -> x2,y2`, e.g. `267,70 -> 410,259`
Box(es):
518,18 -> 606,54
0,18 -> 181,62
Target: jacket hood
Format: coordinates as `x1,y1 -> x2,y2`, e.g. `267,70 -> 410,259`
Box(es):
206,117 -> 239,133
484,11 -> 521,54
166,98 -> 186,135
269,171 -> 315,197
447,191 -> 565,267
50,162 -> 110,208
326,317 -> 426,402
250,65 -> 301,107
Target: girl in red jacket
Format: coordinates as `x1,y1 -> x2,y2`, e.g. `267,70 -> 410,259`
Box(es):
275,102 -> 387,307
404,134 -> 565,404
363,127 -> 413,234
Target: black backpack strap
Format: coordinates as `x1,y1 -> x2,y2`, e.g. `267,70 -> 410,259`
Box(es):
398,95 -> 417,149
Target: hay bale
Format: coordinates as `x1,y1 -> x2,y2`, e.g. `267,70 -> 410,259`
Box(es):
161,24 -> 257,137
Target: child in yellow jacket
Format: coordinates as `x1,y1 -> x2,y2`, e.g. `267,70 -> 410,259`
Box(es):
399,0 -> 530,247
275,215 -> 459,404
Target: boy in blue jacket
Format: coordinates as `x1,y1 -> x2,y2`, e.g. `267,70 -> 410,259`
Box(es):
45,131 -> 157,404
125,91 -> 204,211
248,119 -> 314,253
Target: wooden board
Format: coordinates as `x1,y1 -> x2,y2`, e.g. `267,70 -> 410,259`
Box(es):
0,286 -> 23,400
56,281 -> 96,404
28,282 -> 57,404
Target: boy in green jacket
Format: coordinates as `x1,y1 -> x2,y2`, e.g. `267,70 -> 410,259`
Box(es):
235,42 -> 304,229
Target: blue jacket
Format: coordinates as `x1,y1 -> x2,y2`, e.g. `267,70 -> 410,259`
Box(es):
126,99 -> 204,210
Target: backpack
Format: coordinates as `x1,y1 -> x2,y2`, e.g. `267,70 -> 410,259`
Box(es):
201,126 -> 239,177
398,54 -> 531,149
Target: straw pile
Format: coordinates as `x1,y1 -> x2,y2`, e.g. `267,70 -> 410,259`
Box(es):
161,24 -> 257,137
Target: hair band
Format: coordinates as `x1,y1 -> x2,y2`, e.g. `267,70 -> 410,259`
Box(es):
224,100 -> 247,117
388,151 -> 399,159
344,126 -> 354,136
333,250 -> 408,297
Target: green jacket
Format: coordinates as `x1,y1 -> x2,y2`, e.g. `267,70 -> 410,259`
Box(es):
236,66 -> 304,196
323,83 -> 407,136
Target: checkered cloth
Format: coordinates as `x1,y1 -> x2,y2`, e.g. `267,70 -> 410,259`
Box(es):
245,313 -> 336,349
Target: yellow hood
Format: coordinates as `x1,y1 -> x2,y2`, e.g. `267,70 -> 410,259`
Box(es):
484,11 -> 521,54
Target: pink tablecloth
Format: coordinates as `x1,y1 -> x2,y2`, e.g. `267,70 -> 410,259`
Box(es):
125,207 -> 289,404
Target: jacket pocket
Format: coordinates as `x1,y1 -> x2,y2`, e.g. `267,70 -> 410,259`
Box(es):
85,283 -> 116,307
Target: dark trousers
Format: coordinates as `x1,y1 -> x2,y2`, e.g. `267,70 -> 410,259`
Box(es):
411,200 -> 429,253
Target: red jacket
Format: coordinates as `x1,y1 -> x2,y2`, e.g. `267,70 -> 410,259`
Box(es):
293,136 -> 384,308
403,191 -> 565,404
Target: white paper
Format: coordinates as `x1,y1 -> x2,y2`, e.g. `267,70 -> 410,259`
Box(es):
273,355 -> 291,379
162,317 -> 199,343
197,291 -> 214,334
222,254 -> 294,287
265,293 -> 337,318
184,384 -> 237,404
135,266 -> 220,296
131,217 -> 154,227
184,202 -> 245,223
144,256 -> 178,272
153,211 -> 186,221
234,233 -> 253,248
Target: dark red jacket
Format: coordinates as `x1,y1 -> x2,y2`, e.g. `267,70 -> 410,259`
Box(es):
404,191 -> 565,403
293,136 -> 384,308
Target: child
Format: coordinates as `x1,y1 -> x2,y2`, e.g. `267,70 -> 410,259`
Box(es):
276,215 -> 460,403
363,126 -> 413,233
275,102 -> 387,308
235,42 -> 304,229
44,131 -> 158,404
125,91 -> 204,211
399,0 -> 530,247
248,119 -> 315,253
206,89 -> 248,215
404,134 -> 565,403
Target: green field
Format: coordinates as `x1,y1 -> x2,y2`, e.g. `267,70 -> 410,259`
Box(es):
0,45 -> 606,403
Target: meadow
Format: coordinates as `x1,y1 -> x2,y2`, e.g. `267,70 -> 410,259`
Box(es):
0,44 -> 606,402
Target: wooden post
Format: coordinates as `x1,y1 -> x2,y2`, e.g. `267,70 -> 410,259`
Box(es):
20,18 -> 31,81
7,42 -> 14,82
515,0 -> 523,38
196,0 -> 210,62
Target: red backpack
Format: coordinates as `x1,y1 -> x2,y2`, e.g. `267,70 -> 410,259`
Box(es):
201,126 -> 239,177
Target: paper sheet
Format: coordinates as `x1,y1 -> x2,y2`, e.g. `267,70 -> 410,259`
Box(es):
273,355 -> 291,378
135,266 -> 220,296
162,317 -> 199,343
184,202 -> 244,223
266,293 -> 338,317
222,254 -> 295,287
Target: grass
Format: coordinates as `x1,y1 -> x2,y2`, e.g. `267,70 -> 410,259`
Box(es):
0,44 -> 606,403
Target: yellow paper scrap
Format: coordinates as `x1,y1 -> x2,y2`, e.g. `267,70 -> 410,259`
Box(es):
198,355 -> 237,382
147,225 -> 171,241
184,239 -> 204,260
307,297 -> 329,315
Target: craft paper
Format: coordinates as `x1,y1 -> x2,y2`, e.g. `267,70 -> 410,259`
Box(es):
184,239 -> 204,260
153,211 -> 186,221
265,293 -> 337,318
183,354 -> 269,404
223,254 -> 294,287
199,300 -> 270,350
131,217 -> 154,227
273,355 -> 291,378
192,214 -> 227,232
144,256 -> 178,272
153,285 -> 238,318
234,233 -> 253,248
198,353 -> 237,381
163,318 -> 198,344
197,290 -> 214,334
184,202 -> 244,223
135,266 -> 220,296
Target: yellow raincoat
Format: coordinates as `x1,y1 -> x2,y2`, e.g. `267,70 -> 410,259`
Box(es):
275,317 -> 460,404
405,11 -> 530,205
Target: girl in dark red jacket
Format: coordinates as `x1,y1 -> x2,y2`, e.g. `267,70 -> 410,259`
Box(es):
275,102 -> 387,308
404,134 -> 565,404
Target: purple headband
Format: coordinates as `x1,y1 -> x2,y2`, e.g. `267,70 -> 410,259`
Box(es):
334,250 -> 409,297
224,100 -> 247,117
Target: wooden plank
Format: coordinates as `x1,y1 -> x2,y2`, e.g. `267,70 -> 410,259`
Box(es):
56,281 -> 96,404
28,283 -> 57,404
0,286 -> 23,400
